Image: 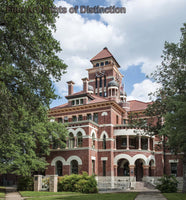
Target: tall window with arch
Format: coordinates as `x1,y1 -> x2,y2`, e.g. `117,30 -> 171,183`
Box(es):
77,132 -> 83,147
99,77 -> 102,87
69,133 -> 75,148
95,77 -> 97,88
92,133 -> 95,148
71,160 -> 78,174
103,134 -> 106,149
56,161 -> 63,176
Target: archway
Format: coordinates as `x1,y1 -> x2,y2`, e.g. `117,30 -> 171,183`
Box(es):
117,159 -> 130,176
56,161 -> 63,176
135,159 -> 144,181
70,160 -> 78,174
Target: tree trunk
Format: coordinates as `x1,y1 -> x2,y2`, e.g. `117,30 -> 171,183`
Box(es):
183,154 -> 186,193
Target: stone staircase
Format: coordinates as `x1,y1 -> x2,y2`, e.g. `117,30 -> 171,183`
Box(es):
129,181 -> 159,192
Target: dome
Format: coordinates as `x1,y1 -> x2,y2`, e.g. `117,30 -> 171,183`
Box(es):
88,85 -> 94,92
108,80 -> 119,88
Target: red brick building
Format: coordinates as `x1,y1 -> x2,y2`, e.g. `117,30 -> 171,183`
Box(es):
46,47 -> 183,190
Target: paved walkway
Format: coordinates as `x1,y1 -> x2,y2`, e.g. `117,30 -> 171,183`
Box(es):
135,192 -> 167,200
5,192 -> 23,200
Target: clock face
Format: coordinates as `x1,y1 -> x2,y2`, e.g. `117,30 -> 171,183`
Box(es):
95,67 -> 105,77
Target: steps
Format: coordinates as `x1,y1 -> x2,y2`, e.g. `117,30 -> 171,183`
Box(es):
129,181 -> 159,192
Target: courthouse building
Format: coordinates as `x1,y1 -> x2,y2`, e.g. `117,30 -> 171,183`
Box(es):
46,47 -> 183,189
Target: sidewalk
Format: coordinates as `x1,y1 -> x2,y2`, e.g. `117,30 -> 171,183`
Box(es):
135,192 -> 167,200
5,192 -> 23,200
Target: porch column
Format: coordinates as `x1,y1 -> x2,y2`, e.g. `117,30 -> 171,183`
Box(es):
114,165 -> 117,176
34,175 -> 42,191
148,137 -> 150,151
138,136 -> 141,150
129,165 -> 135,176
66,137 -> 69,149
74,136 -> 77,148
151,166 -> 156,176
143,165 -> 150,177
127,135 -> 129,150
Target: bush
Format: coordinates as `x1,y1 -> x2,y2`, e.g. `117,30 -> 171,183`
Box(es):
17,176 -> 34,191
58,172 -> 98,193
156,175 -> 178,193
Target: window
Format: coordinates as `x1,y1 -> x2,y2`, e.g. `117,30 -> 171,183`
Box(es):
95,77 -> 98,88
141,137 -> 148,150
96,63 -> 99,67
78,115 -> 83,121
104,92 -> 107,97
69,133 -> 75,148
92,160 -> 95,175
103,161 -> 106,176
72,116 -> 77,122
93,113 -> 98,123
58,118 -> 62,123
101,62 -> 104,66
99,92 -> 102,96
64,116 -> 68,123
171,163 -> 177,176
87,114 -> 92,120
92,133 -> 95,148
121,137 -> 127,148
123,119 -> 127,124
80,99 -> 83,105
104,75 -> 106,87
103,134 -> 106,149
77,132 -> 83,147
72,100 -> 75,106
99,77 -> 102,87
71,160 -> 78,174
56,161 -> 63,176
105,61 -> 109,65
116,115 -> 119,124
76,99 -> 79,105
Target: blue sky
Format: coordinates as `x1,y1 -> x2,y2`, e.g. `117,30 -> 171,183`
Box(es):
50,0 -> 186,108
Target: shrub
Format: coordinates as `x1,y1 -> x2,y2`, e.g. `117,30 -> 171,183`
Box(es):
156,175 -> 178,193
17,176 -> 34,191
58,172 -> 98,193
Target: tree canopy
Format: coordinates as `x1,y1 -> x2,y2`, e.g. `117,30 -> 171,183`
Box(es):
0,0 -> 68,176
147,23 -> 186,192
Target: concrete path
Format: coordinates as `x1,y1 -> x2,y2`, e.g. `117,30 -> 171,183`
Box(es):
5,192 -> 23,200
135,192 -> 167,200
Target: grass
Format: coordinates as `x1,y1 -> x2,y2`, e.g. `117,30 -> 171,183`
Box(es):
163,193 -> 186,200
0,192 -> 5,198
21,192 -> 137,200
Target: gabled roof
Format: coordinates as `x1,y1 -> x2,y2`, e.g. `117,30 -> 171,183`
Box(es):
50,103 -> 69,110
128,100 -> 152,112
90,47 -> 113,62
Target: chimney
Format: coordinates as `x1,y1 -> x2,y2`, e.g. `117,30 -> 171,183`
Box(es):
67,81 -> 75,95
82,78 -> 89,93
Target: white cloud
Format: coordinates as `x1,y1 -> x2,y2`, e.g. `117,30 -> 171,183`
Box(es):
51,0 -> 186,104
127,79 -> 161,102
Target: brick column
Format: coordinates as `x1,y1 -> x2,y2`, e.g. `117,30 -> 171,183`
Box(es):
143,165 -> 150,177
151,166 -> 156,176
138,136 -> 141,150
74,136 -> 77,148
34,175 -> 42,191
49,175 -> 58,192
129,165 -> 135,176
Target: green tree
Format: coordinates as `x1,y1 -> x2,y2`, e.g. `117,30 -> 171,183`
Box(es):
0,0 -> 68,176
148,24 -> 186,192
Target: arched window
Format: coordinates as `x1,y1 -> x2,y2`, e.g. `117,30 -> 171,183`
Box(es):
99,77 -> 102,87
92,133 -> 95,148
95,77 -> 97,88
103,134 -> 106,149
77,132 -> 83,147
56,161 -> 63,176
104,75 -> 106,87
69,133 -> 74,148
71,160 -> 78,174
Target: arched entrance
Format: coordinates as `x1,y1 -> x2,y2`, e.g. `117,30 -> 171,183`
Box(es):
117,159 -> 130,176
135,159 -> 144,181
149,159 -> 155,176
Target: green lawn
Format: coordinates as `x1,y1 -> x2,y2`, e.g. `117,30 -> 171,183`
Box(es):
163,193 -> 186,200
21,192 -> 137,200
20,191 -> 80,197
0,192 -> 5,198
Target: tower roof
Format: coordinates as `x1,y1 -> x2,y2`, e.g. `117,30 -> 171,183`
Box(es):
90,47 -> 113,62
90,47 -> 120,68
